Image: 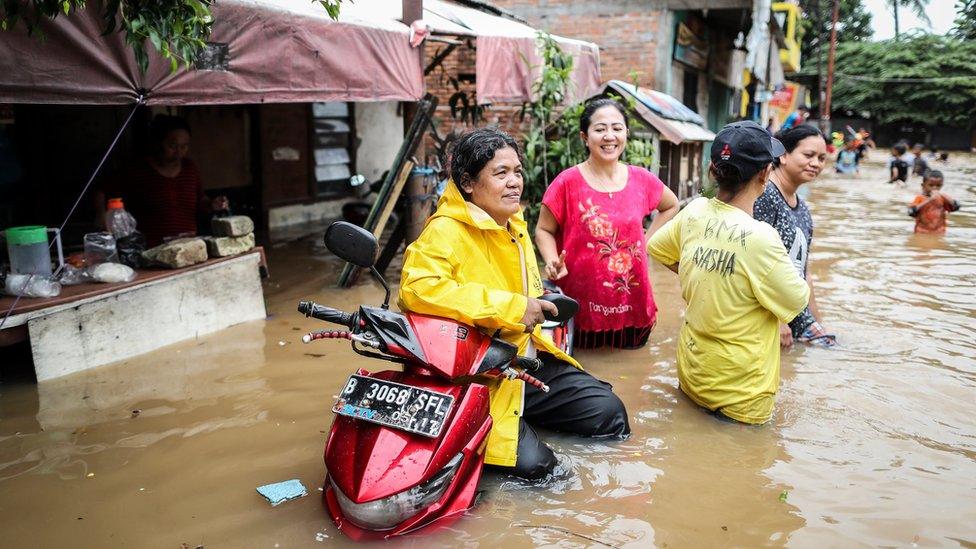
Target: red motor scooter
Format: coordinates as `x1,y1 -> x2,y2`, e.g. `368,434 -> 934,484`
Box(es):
298,221 -> 577,541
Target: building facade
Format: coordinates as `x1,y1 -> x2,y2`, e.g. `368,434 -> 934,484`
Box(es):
492,0 -> 803,132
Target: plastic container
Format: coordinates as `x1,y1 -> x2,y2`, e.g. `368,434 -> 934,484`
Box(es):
5,225 -> 64,276
106,197 -> 137,238
84,232 -> 118,265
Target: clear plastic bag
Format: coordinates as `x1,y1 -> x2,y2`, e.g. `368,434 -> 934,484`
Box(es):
3,273 -> 61,298
83,232 -> 118,265
90,262 -> 136,283
58,264 -> 94,286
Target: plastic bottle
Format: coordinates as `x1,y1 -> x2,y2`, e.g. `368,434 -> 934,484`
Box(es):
106,197 -> 137,239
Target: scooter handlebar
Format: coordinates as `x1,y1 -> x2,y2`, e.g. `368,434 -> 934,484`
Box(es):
298,300 -> 354,328
514,356 -> 543,372
539,293 -> 578,323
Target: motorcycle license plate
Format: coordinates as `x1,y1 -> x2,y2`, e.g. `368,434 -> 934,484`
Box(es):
332,375 -> 454,438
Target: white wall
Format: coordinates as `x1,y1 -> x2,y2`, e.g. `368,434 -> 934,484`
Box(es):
355,101 -> 403,184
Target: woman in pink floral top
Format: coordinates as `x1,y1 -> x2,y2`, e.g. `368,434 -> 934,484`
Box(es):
535,98 -> 679,349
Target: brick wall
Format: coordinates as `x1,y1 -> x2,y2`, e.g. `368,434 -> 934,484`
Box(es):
492,0 -> 669,88
423,40 -> 532,158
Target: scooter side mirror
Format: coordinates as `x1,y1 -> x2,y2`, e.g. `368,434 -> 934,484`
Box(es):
539,293 -> 578,324
324,221 -> 378,268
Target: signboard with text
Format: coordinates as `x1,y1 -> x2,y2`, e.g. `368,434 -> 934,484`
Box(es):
673,18 -> 708,71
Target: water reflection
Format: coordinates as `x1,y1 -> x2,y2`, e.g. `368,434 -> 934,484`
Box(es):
638,328 -> 804,547
771,154 -> 976,546
34,321 -> 268,432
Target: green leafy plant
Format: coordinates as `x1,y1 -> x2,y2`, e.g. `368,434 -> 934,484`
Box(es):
1,0 -> 343,72
887,0 -> 930,40
519,32 -> 576,228
952,0 -> 976,40
103,0 -> 215,72
830,34 -> 976,127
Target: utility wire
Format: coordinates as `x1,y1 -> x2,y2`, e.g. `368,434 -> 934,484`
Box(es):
796,71 -> 976,83
0,96 -> 145,332
836,72 -> 976,83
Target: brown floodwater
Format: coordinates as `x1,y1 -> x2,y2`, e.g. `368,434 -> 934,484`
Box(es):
1,150 -> 974,548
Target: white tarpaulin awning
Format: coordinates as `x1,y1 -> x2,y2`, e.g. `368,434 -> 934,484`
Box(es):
419,0 -> 601,105
341,0 -> 601,104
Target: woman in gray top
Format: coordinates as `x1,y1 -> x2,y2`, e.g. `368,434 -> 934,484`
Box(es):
753,124 -> 836,347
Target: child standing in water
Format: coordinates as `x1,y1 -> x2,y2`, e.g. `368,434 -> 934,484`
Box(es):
835,142 -> 859,175
887,143 -> 910,185
909,170 -> 961,234
911,143 -> 930,180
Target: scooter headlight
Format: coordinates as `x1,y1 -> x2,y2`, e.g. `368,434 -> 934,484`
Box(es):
331,452 -> 464,531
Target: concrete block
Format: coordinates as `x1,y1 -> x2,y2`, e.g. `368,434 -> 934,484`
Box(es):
212,215 -> 255,237
267,200 -> 349,231
28,253 -> 266,381
142,238 -> 208,268
205,233 -> 255,257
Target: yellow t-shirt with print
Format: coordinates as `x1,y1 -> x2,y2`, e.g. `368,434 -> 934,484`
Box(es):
647,197 -> 809,423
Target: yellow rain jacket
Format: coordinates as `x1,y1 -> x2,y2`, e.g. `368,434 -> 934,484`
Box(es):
398,182 -> 580,467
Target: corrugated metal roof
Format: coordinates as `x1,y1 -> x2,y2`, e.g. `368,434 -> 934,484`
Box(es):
600,80 -> 716,143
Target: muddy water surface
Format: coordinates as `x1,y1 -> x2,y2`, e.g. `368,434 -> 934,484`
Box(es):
1,151 -> 974,548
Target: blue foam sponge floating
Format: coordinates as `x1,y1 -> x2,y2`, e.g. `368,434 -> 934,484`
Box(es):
256,479 -> 308,506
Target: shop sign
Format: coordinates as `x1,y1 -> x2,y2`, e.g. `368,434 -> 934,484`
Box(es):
674,19 -> 708,71
768,82 -> 803,126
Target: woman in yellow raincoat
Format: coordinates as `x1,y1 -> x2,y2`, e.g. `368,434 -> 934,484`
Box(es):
399,128 -> 630,480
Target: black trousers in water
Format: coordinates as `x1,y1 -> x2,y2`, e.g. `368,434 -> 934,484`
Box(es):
503,355 -> 630,480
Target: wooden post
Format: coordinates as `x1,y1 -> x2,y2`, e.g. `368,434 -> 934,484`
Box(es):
823,0 -> 840,128
402,0 -> 428,246
406,167 -> 432,243
815,0 -> 829,134
402,0 -> 422,25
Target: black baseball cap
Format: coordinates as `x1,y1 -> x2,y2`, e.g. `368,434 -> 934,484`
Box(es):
710,121 -> 785,182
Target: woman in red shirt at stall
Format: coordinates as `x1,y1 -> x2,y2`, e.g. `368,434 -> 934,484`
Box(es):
98,115 -> 227,247
535,98 -> 679,349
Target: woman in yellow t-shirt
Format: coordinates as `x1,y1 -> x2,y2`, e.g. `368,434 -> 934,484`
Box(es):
647,121 -> 810,424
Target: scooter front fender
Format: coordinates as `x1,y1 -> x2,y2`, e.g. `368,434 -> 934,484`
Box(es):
324,368 -> 491,505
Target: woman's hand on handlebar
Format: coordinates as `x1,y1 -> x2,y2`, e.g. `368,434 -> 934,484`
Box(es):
521,297 -> 558,332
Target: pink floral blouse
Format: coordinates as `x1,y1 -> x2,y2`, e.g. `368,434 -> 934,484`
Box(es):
542,165 -> 664,334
